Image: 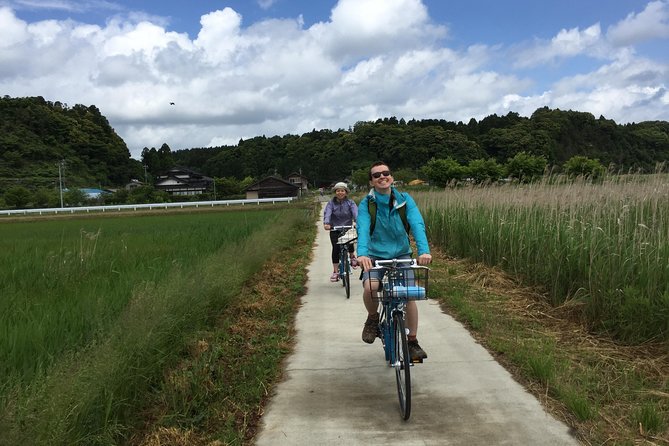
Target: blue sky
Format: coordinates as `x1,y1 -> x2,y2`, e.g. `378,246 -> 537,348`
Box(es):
1,0 -> 667,159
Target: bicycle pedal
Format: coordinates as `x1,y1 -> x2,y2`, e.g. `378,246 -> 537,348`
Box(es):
411,358 -> 424,364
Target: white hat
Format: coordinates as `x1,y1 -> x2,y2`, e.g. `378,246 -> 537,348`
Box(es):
332,182 -> 349,193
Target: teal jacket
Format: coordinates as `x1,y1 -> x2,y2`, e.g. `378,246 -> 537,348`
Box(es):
356,187 -> 430,259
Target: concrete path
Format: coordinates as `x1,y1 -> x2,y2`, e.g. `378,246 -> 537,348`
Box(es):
254,203 -> 580,445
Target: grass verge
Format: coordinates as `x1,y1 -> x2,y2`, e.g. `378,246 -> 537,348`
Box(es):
430,249 -> 669,445
127,206 -> 318,446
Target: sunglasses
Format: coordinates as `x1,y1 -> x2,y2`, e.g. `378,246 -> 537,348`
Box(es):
371,170 -> 392,179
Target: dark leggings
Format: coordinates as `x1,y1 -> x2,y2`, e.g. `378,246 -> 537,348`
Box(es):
330,231 -> 355,264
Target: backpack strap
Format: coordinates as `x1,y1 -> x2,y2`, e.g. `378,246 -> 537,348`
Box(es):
369,199 -> 377,235
368,192 -> 409,235
398,201 -> 410,234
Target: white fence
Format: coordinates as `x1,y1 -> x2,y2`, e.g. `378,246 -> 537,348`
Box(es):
0,197 -> 295,217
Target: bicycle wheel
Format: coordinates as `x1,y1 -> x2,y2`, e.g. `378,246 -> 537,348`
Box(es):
393,312 -> 411,420
343,255 -> 351,298
338,246 -> 346,287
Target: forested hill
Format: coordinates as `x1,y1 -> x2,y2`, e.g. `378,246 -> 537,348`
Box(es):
171,109 -> 669,185
0,96 -> 140,190
2,95 -> 668,191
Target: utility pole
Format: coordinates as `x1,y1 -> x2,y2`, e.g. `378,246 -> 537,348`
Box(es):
58,160 -> 65,208
143,165 -> 148,184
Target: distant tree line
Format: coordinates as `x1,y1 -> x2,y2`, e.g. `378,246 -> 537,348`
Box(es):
168,109 -> 668,187
1,95 -> 667,208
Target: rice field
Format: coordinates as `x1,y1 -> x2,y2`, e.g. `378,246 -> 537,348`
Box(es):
415,174 -> 669,343
0,210 -> 275,388
0,205 -> 313,445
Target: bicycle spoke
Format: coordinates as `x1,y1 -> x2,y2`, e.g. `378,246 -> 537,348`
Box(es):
393,312 -> 411,419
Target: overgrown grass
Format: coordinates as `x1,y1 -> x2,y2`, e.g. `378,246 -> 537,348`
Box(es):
430,254 -> 669,444
0,204 -> 315,445
416,173 -> 669,343
131,205 -> 318,445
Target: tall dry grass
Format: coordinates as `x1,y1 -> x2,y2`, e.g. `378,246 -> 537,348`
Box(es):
416,173 -> 669,343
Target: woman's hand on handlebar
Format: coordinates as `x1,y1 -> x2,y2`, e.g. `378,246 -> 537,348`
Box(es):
324,224 -> 331,231
357,255 -> 373,271
416,253 -> 432,266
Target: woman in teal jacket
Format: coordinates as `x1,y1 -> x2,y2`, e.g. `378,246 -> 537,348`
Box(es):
356,161 -> 432,362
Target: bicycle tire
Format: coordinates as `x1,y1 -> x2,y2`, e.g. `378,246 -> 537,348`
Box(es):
344,255 -> 351,298
393,312 -> 411,420
338,246 -> 346,288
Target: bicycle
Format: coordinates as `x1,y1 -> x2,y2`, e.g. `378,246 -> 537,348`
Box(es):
369,258 -> 429,420
333,225 -> 356,299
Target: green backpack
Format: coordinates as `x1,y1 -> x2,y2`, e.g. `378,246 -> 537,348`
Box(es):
368,192 -> 410,235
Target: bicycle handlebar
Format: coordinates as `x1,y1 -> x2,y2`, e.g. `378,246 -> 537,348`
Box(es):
331,225 -> 353,231
371,259 -> 427,269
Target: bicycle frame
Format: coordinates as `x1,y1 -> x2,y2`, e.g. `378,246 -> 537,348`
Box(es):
369,258 -> 429,420
333,225 -> 356,299
378,297 -> 406,362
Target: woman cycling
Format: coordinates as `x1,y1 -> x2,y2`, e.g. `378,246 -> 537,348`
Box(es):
323,182 -> 359,282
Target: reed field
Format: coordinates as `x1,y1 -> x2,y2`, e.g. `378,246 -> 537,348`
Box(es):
0,205 -> 314,445
415,173 -> 669,343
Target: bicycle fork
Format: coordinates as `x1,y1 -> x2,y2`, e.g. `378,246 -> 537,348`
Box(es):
380,303 -> 410,368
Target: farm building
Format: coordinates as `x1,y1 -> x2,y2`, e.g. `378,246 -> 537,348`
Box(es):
245,176 -> 301,199
286,172 -> 309,192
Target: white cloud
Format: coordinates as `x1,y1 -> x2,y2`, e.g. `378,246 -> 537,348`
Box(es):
103,20 -> 191,57
549,56 -> 668,121
329,0 -> 428,36
194,8 -> 243,64
313,0 -> 446,63
0,1 -> 667,160
504,54 -> 669,123
11,0 -> 123,13
0,6 -> 29,47
551,24 -> 602,56
341,57 -> 384,85
513,23 -> 605,68
257,0 -> 276,10
607,0 -> 669,46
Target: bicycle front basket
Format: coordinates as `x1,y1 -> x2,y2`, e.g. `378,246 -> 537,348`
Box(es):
386,266 -> 429,301
337,228 -> 358,244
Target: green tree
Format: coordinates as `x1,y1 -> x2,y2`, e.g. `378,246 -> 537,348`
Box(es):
563,156 -> 606,179
107,188 -> 129,204
3,186 -> 32,208
64,188 -> 87,206
505,151 -> 547,183
392,167 -> 419,184
126,186 -> 169,204
423,158 -> 466,187
433,130 -> 485,163
351,168 -> 370,189
466,158 -> 505,184
239,176 -> 255,192
32,187 -> 58,208
215,177 -> 244,198
0,96 -> 135,189
2,150 -> 23,168
157,143 -> 175,172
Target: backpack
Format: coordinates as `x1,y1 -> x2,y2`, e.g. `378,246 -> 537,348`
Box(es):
368,192 -> 410,235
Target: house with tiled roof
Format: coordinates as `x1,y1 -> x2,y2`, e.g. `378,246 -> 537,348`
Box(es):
154,167 -> 213,196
